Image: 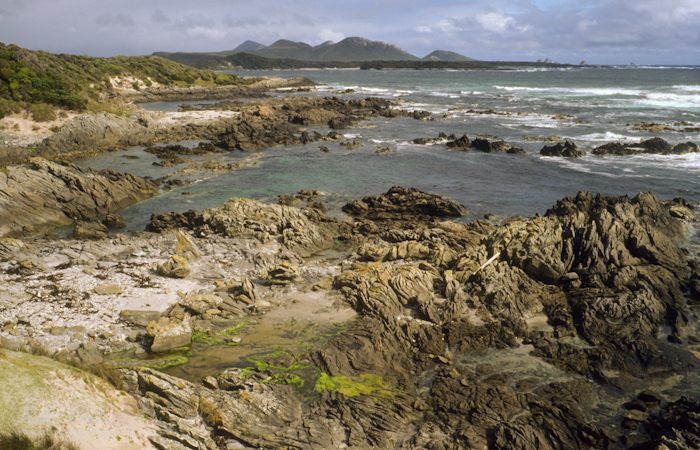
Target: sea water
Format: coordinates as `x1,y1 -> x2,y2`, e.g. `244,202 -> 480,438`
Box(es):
81,66 -> 700,228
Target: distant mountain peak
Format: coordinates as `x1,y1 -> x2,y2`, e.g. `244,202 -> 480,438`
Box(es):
230,40 -> 266,54
269,39 -> 312,49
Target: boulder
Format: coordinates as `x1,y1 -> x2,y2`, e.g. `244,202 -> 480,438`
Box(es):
672,142 -> 699,154
147,316 -> 192,352
157,255 -> 191,279
638,137 -> 672,153
263,261 -> 298,285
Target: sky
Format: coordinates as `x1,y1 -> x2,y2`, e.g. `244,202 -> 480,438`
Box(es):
0,0 -> 699,64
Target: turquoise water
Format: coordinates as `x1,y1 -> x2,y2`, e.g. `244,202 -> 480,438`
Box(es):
81,67 -> 700,229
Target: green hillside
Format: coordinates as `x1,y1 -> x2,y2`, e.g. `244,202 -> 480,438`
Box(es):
0,42 -> 242,118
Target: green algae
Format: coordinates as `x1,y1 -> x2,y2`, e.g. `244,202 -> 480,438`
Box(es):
109,352 -> 189,370
314,372 -> 395,398
191,320 -> 249,346
241,351 -> 308,388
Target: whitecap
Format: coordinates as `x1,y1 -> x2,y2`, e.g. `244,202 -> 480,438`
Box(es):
636,92 -> 700,109
673,85 -> 700,92
493,86 -> 644,96
572,132 -> 642,143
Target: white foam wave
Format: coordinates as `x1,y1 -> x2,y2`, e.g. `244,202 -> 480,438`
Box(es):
508,67 -> 575,73
617,65 -> 699,70
493,86 -> 643,96
428,91 -> 460,99
636,93 -> 700,109
673,85 -> 700,92
572,132 -> 641,143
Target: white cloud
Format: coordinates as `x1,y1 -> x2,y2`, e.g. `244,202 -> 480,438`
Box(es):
475,12 -> 516,34
185,26 -> 227,40
318,29 -> 345,43
414,19 -> 459,34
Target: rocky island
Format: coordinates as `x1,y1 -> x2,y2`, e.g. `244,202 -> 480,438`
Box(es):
1,37 -> 700,450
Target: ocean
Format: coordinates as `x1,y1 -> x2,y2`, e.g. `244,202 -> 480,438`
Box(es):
84,66 -> 700,228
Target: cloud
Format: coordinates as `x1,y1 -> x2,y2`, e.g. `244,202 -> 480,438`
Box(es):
96,12 -> 135,29
222,15 -> 266,28
151,10 -> 170,24
415,19 -> 459,34
318,29 -> 345,43
474,12 -> 531,33
185,26 -> 227,40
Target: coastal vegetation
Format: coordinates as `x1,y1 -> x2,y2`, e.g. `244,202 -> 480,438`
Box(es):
0,42 -> 243,118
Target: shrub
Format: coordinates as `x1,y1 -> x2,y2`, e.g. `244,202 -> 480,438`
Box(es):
0,98 -> 21,119
28,103 -> 56,122
0,431 -> 79,450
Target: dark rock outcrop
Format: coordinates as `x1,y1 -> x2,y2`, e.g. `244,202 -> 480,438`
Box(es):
342,186 -> 467,221
593,137 -> 699,156
540,140 -> 586,158
446,134 -> 470,150
471,137 -> 524,154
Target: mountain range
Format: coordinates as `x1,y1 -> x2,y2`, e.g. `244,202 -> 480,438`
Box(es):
154,36 -> 474,65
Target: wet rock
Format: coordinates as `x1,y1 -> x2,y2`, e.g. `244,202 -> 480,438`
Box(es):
446,134 -> 470,150
328,116 -> 355,129
593,137 -> 696,156
672,141 -> 699,154
633,397 -> 700,449
540,140 -> 586,158
412,132 -> 451,145
147,316 -> 192,352
103,213 -> 127,229
638,136 -> 672,153
339,138 -> 362,149
469,137 -> 524,154
375,144 -> 396,154
592,142 -> 631,156
157,255 -> 191,279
